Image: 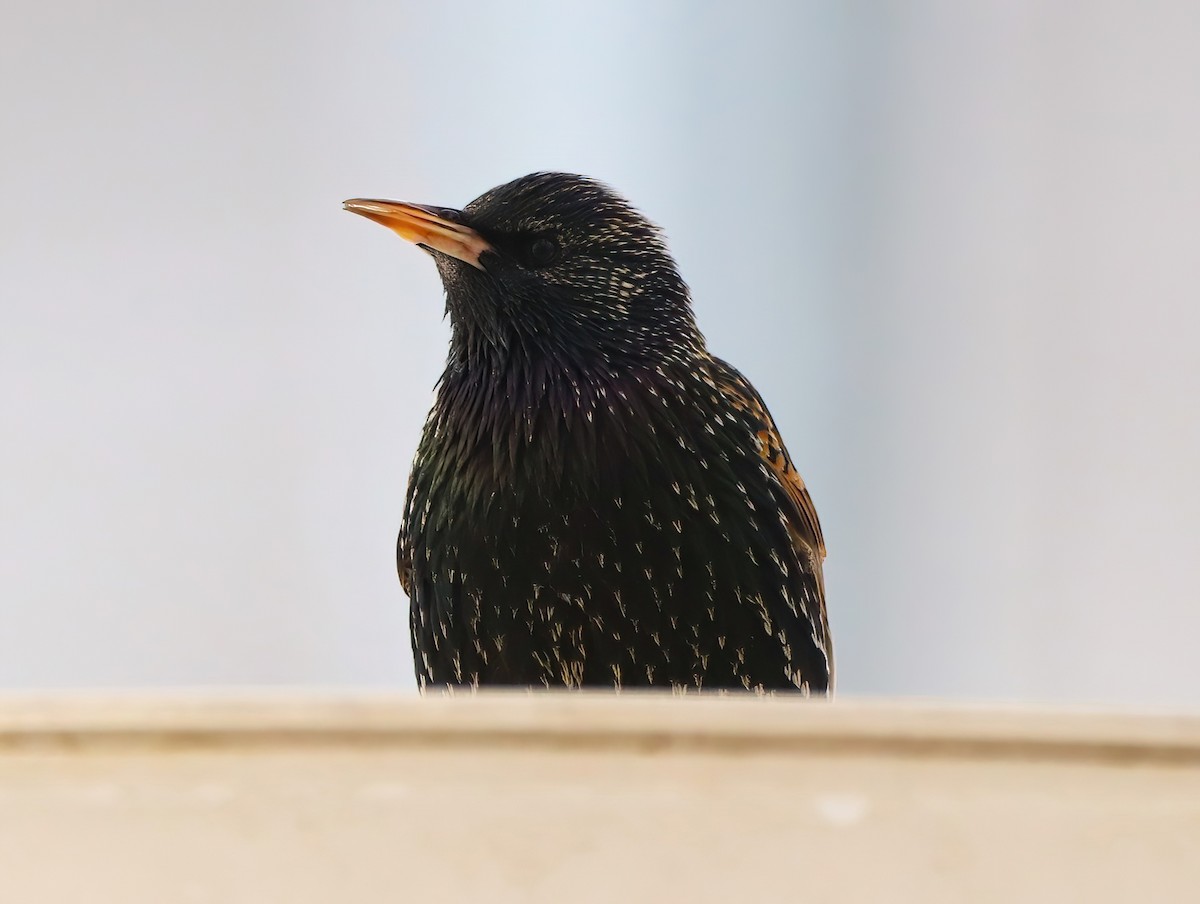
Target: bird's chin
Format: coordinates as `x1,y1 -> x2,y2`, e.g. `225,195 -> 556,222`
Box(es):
433,249 -> 482,287
432,263 -> 509,348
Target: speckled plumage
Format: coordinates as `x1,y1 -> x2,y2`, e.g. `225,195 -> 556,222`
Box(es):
375,173 -> 831,693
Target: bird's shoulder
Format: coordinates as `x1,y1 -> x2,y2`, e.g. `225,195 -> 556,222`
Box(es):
702,356 -> 826,566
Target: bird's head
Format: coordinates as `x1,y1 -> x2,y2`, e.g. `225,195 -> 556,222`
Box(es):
345,173 -> 704,370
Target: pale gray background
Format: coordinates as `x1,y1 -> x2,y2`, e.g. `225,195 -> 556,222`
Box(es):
2,1 -> 1197,704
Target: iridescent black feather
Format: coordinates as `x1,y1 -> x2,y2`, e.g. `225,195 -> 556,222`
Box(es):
394,173 -> 831,692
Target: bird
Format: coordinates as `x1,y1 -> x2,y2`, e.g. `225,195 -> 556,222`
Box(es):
344,173 -> 831,693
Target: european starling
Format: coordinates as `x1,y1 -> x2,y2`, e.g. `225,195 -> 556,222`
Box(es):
345,173 -> 831,693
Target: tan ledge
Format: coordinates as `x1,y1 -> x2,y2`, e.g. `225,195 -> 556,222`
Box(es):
0,693 -> 1196,903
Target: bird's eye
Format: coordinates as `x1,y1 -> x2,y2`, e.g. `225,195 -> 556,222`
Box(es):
526,236 -> 560,268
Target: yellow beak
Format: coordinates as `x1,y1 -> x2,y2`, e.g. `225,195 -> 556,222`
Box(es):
343,199 -> 492,270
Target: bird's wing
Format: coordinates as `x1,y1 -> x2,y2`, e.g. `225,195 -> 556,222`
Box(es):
710,359 -> 826,559
397,539 -> 413,597
708,357 -> 831,671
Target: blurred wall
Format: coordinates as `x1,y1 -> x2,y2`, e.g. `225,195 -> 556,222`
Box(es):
1,1 -> 1197,704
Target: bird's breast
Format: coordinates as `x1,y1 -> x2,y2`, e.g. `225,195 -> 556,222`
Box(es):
401,365 -> 825,691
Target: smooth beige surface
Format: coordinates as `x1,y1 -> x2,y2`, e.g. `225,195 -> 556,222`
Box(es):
0,693 -> 1196,903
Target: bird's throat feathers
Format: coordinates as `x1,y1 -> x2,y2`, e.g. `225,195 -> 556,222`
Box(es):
427,342 -> 703,506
